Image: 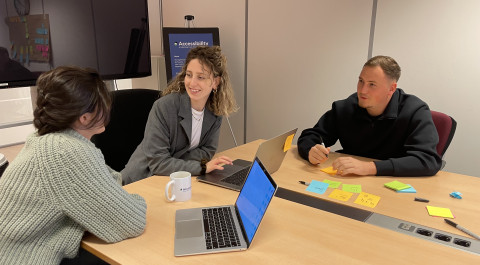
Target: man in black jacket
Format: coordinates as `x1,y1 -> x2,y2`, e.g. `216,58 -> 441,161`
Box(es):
297,55 -> 442,176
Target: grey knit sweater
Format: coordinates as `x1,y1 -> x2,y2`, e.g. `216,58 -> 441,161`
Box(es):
0,129 -> 147,265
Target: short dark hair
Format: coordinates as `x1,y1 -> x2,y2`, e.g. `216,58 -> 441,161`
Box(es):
364,55 -> 401,82
33,66 -> 112,136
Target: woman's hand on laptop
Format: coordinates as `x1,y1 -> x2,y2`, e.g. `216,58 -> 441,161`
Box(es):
206,156 -> 234,173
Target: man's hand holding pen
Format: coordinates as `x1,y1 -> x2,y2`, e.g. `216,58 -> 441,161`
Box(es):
308,143 -> 330,165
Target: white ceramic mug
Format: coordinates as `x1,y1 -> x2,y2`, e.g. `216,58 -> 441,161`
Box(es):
165,171 -> 192,202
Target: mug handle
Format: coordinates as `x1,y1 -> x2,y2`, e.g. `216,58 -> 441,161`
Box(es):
165,180 -> 176,202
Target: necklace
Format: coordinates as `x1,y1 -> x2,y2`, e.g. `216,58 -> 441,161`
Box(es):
192,108 -> 204,121
192,114 -> 201,121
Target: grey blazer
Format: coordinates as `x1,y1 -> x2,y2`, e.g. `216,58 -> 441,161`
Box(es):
121,92 -> 222,184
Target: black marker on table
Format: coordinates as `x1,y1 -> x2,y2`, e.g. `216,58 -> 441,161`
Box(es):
414,197 -> 429,203
444,219 -> 480,240
298,181 -> 310,186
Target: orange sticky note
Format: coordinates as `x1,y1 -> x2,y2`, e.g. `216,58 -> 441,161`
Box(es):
328,189 -> 353,201
283,134 -> 294,152
321,166 -> 337,175
354,192 -> 381,208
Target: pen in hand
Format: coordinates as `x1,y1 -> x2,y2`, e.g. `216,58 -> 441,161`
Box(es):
321,142 -> 329,158
444,219 -> 480,240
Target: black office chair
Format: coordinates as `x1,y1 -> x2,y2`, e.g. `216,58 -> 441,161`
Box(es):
91,89 -> 160,172
431,110 -> 457,170
0,153 -> 8,179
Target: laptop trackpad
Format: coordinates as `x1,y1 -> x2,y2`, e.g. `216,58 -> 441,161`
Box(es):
176,220 -> 203,239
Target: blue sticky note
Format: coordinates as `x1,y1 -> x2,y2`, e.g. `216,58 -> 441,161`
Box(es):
306,180 -> 329,195
396,184 -> 416,193
450,191 -> 462,199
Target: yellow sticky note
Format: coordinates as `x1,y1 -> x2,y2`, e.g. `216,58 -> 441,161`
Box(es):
354,192 -> 381,208
426,206 -> 454,218
328,189 -> 353,201
283,134 -> 294,152
321,166 -> 337,175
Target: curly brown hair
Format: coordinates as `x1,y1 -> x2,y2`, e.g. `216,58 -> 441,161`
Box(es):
162,46 -> 238,116
33,66 -> 112,136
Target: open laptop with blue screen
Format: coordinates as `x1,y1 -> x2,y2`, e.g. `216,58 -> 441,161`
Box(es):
174,157 -> 277,256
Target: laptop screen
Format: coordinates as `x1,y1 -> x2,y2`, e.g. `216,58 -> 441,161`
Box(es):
235,158 -> 277,243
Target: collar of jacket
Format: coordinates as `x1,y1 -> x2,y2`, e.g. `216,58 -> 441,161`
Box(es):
379,88 -> 401,120
178,92 -> 218,142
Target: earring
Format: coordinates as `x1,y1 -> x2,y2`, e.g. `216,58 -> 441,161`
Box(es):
213,88 -> 217,93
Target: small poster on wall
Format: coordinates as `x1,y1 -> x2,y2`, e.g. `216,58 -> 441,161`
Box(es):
162,27 -> 220,81
6,14 -> 51,64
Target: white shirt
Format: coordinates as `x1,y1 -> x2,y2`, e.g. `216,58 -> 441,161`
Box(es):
190,108 -> 204,150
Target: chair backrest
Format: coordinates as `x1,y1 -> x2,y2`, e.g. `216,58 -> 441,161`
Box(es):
431,110 -> 457,157
0,153 -> 8,179
91,89 -> 159,172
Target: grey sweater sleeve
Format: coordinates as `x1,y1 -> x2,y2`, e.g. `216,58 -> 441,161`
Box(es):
50,136 -> 147,243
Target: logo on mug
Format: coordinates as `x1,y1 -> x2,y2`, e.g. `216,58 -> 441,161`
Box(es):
180,187 -> 191,192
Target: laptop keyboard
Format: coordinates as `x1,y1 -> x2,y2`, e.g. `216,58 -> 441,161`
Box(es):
202,207 -> 241,249
220,167 -> 249,186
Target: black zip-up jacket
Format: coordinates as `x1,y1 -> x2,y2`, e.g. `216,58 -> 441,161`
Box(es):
298,89 -> 442,176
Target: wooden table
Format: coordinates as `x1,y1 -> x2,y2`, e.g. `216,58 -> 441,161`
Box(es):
218,140 -> 480,238
82,141 -> 480,264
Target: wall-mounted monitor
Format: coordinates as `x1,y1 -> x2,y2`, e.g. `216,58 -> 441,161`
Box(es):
162,27 -> 220,82
0,0 -> 151,89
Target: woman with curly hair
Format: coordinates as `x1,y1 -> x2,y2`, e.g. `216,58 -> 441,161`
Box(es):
122,46 -> 238,184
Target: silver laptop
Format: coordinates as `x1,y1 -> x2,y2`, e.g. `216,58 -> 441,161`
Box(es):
197,128 -> 297,191
174,157 -> 277,256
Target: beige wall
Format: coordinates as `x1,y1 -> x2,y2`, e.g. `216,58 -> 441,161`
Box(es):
160,0 -> 480,177
246,0 -> 373,147
0,87 -> 34,146
373,0 -> 480,175
2,0 -> 479,177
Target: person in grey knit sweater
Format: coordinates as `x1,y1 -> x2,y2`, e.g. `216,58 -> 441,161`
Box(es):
0,66 -> 147,265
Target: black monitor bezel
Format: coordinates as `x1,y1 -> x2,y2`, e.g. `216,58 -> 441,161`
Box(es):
162,27 -> 220,82
0,0 -> 152,89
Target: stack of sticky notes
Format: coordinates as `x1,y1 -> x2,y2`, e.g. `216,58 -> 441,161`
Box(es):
384,180 -> 415,192
396,184 -> 416,193
449,191 -> 462,199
